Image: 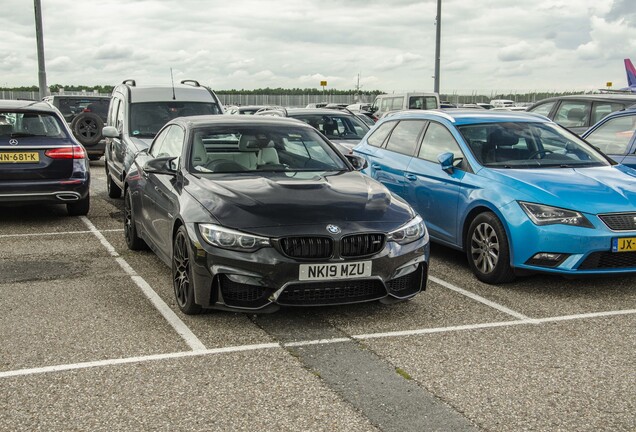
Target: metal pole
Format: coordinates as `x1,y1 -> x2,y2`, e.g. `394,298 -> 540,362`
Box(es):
433,0 -> 441,93
34,0 -> 48,99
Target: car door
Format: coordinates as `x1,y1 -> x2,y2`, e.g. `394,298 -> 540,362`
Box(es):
144,125 -> 185,258
359,120 -> 425,197
404,121 -> 467,245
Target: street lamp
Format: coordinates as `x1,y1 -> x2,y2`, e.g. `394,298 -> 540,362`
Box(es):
34,0 -> 49,99
433,0 -> 441,94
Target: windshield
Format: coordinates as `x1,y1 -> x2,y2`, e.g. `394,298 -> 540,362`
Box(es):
0,111 -> 69,141
290,113 -> 369,140
189,125 -> 348,174
130,102 -> 221,138
457,122 -> 610,168
584,114 -> 636,156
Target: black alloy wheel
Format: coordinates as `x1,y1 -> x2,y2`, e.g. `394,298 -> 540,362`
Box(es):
466,212 -> 515,284
71,112 -> 103,146
172,226 -> 202,315
124,188 -> 147,250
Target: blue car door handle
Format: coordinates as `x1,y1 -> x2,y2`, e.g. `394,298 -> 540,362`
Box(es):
405,174 -> 417,181
371,163 -> 382,170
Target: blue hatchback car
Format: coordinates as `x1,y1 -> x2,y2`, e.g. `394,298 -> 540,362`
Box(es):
582,107 -> 636,169
354,110 -> 636,284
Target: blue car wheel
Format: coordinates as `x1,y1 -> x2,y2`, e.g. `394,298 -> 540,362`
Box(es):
467,212 -> 515,284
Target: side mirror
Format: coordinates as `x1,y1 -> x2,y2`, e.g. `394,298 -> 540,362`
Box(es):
437,152 -> 455,173
345,154 -> 369,171
144,156 -> 177,176
102,126 -> 120,139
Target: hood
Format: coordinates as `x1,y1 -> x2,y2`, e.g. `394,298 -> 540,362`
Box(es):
186,170 -> 414,232
484,165 -> 636,213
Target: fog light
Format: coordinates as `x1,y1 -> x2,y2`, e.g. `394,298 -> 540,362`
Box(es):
526,252 -> 569,268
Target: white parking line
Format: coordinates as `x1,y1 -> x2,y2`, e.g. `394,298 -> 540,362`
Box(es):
0,229 -> 123,238
429,275 -> 533,321
80,216 -> 207,351
2,308 -> 634,380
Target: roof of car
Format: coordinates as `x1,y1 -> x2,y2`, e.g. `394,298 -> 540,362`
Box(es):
114,84 -> 217,104
174,114 -> 311,128
0,99 -> 57,112
285,108 -> 356,116
530,94 -> 636,105
384,109 -> 552,125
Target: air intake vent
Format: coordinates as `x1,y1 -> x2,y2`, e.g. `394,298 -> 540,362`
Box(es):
279,237 -> 333,259
341,233 -> 385,258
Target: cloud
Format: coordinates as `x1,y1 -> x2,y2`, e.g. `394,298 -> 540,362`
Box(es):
376,53 -> 422,71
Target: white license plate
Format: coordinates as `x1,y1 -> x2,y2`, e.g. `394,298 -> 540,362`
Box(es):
299,261 -> 372,281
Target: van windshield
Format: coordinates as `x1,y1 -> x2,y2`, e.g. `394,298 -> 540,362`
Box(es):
130,102 -> 221,138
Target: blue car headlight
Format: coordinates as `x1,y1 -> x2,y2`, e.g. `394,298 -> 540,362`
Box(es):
198,224 -> 271,252
518,202 -> 593,228
388,215 -> 429,245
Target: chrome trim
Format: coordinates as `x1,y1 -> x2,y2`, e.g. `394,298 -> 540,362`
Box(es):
0,191 -> 80,200
0,145 -> 74,149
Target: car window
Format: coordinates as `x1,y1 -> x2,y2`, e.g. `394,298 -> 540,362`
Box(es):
408,96 -> 437,110
585,115 -> 636,155
108,98 -> 120,127
528,101 -> 555,117
458,122 -> 609,168
149,126 -> 172,158
0,111 -> 68,142
418,122 -> 462,162
130,102 -> 221,138
384,120 -> 425,156
380,98 -> 390,112
116,98 -> 125,132
292,114 -> 369,140
591,102 -> 625,125
189,125 -> 347,174
366,121 -> 396,147
390,97 -> 404,110
554,101 -> 590,128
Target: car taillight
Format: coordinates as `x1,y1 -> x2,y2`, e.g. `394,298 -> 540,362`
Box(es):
45,146 -> 86,159
82,108 -> 91,112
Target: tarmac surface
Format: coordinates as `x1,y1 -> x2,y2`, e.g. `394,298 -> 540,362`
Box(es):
1,159 -> 634,431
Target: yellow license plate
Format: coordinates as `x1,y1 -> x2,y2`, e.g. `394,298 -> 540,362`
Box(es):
611,237 -> 636,252
0,152 -> 40,163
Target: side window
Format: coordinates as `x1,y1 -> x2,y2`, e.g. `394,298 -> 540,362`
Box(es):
528,101 -> 555,117
591,102 -> 624,125
116,98 -> 125,132
418,122 -> 462,162
367,121 -> 396,147
159,126 -> 185,168
585,115 -> 636,155
384,120 -> 426,156
408,97 -> 424,109
424,97 -> 438,109
380,98 -> 390,112
108,98 -> 120,127
554,101 -> 590,128
390,97 -> 404,110
149,126 -> 172,158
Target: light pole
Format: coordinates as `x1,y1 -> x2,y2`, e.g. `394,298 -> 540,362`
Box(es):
34,0 -> 49,99
433,0 -> 441,94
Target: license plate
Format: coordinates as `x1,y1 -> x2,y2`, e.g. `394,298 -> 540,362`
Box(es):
0,152 -> 39,163
611,237 -> 636,252
299,261 -> 372,281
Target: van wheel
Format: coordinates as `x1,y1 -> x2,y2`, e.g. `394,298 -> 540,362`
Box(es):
105,165 -> 122,198
466,212 -> 515,284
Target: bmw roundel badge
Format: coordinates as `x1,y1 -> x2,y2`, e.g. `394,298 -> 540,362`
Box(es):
326,224 -> 341,234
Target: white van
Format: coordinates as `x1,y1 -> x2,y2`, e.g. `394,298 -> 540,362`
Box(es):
489,99 -> 515,108
369,92 -> 440,119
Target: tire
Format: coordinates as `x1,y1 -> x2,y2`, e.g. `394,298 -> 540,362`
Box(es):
466,212 -> 516,284
67,194 -> 90,216
105,165 -> 122,198
88,154 -> 102,161
124,188 -> 147,250
71,112 -> 103,146
172,226 -> 202,315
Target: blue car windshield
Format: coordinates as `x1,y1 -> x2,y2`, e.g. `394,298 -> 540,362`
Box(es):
189,125 -> 348,174
457,122 -> 610,168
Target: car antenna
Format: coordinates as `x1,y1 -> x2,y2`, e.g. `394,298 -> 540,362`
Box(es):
170,68 -> 176,100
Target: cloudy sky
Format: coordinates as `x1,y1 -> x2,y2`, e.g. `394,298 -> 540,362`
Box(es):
1,0 -> 635,93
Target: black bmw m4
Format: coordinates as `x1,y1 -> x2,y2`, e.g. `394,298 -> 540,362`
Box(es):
124,116 -> 429,314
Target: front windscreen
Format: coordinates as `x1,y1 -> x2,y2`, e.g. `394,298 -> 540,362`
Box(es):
130,102 -> 221,138
189,125 -> 348,174
457,122 -> 610,168
291,113 -> 369,140
0,111 -> 69,142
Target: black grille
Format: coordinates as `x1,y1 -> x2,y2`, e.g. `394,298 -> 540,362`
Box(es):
599,213 -> 636,231
279,237 -> 333,259
277,279 -> 386,306
341,233 -> 385,258
219,275 -> 270,308
578,251 -> 636,270
386,263 -> 426,296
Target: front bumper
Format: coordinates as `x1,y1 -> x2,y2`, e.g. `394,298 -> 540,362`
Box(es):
186,223 -> 430,312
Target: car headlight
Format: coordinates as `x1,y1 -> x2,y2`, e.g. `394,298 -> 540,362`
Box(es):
198,224 -> 271,251
388,215 -> 429,245
518,202 -> 593,228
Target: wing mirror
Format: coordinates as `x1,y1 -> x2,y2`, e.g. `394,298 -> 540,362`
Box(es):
144,156 -> 177,175
345,154 -> 369,171
437,152 -> 455,173
102,126 -> 120,138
